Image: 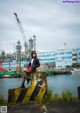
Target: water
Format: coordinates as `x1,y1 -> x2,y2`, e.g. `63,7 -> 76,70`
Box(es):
0,73 -> 80,99
48,73 -> 80,96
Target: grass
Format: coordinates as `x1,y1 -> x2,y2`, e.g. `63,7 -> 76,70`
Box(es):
0,95 -> 8,105
41,89 -> 79,104
61,91 -> 77,102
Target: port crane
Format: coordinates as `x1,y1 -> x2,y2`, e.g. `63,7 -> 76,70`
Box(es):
14,13 -> 28,54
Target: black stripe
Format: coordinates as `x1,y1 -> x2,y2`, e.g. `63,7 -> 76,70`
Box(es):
8,89 -> 15,103
29,80 -> 43,101
16,88 -> 27,103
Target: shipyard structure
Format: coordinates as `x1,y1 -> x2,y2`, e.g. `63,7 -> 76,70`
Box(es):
16,35 -> 36,60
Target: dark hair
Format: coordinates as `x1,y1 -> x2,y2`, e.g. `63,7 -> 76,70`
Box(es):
31,51 -> 37,58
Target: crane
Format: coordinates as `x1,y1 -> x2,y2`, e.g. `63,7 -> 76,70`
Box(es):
14,13 -> 28,54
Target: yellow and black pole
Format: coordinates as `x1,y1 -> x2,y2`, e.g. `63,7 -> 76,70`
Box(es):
8,72 -> 48,103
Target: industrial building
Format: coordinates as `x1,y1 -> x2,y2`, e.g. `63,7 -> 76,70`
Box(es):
37,47 -> 80,68
72,48 -> 80,64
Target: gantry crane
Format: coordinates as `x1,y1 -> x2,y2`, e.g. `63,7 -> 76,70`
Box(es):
14,13 -> 28,54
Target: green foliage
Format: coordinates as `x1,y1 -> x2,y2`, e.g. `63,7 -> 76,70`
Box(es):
61,90 -> 78,102
0,95 -> 7,105
52,93 -> 62,102
42,89 -> 78,104
43,89 -> 53,103
62,90 -> 73,102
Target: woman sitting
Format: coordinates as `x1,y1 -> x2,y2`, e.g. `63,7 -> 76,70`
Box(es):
20,51 -> 40,88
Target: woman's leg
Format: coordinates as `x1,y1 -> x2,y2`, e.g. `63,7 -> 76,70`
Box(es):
21,70 -> 31,87
21,71 -> 26,88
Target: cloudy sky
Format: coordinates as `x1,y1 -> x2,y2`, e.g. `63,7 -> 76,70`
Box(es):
0,0 -> 80,53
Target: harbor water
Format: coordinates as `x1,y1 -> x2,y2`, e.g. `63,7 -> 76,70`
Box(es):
0,73 -> 80,99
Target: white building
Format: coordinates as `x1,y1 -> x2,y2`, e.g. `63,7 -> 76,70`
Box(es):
72,48 -> 80,64
37,51 -> 55,63
37,47 -> 80,68
54,48 -> 72,68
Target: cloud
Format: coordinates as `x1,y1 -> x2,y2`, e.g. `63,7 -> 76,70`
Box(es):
0,0 -> 80,53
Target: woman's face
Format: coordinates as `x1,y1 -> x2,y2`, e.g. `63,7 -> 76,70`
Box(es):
32,53 -> 36,58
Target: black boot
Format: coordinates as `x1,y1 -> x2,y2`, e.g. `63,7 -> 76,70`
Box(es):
26,76 -> 31,84
20,82 -> 25,88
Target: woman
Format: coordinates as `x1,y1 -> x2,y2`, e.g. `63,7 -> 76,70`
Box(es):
21,51 -> 40,88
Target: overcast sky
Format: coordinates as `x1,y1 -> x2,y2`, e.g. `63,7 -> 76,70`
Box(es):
0,0 -> 80,53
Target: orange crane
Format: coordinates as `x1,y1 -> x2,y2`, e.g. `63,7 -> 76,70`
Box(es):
14,13 -> 28,54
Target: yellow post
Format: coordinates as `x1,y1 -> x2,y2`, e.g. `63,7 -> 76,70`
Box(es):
8,72 -> 48,103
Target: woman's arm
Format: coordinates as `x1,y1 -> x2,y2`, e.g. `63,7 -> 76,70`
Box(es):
28,62 -> 31,67
32,58 -> 40,70
36,58 -> 40,67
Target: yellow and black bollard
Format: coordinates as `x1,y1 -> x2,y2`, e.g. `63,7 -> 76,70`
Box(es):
8,72 -> 48,103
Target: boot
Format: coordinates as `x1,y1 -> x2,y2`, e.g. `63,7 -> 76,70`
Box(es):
20,82 -> 25,88
26,76 -> 31,84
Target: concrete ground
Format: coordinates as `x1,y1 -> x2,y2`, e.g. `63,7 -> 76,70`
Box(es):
8,102 -> 80,113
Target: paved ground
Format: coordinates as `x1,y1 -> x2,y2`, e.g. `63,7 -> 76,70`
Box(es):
8,102 -> 80,113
